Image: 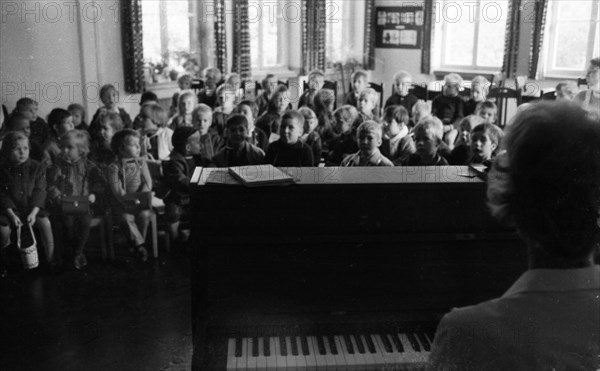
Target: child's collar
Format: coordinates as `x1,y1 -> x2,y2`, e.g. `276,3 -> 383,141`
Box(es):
389,126 -> 408,142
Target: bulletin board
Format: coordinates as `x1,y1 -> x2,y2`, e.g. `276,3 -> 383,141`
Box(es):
375,6 -> 423,49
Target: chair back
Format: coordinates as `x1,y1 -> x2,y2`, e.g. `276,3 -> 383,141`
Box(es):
487,87 -> 522,128
577,77 -> 587,87
408,84 -> 428,101
541,89 -> 557,100
368,82 -> 384,110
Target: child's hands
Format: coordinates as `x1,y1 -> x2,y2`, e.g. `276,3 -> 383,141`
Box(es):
48,187 -> 61,200
26,211 -> 38,226
88,194 -> 96,204
9,214 -> 23,228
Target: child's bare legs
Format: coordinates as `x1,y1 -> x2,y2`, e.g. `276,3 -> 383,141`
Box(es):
64,215 -> 92,269
165,202 -> 182,242
35,216 -> 55,265
122,211 -> 151,261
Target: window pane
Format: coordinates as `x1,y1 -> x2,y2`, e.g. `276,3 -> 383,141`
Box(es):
557,1 -> 592,20
553,21 -> 591,70
262,10 -> 279,66
142,0 -> 161,64
444,21 -> 475,66
476,1 -> 507,67
326,0 -> 345,63
165,1 -> 190,67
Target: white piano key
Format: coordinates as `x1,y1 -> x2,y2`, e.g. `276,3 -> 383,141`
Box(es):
358,335 -> 378,371
331,336 -> 347,370
190,166 -> 203,184
226,338 -> 237,371
348,335 -> 373,371
284,336 -> 298,370
273,336 -> 287,369
321,336 -> 337,371
235,337 -> 248,371
246,338 -> 258,371
398,334 -> 425,365
308,336 -> 328,371
335,335 -> 358,371
265,337 -> 277,371
304,336 -> 319,371
373,334 -> 395,370
367,334 -> 387,370
256,337 -> 267,371
415,333 -> 432,364
294,336 -> 308,371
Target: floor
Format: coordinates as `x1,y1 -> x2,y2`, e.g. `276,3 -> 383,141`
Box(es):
0,241 -> 193,371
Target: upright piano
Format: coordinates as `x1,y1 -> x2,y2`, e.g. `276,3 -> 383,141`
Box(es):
190,166 -> 527,370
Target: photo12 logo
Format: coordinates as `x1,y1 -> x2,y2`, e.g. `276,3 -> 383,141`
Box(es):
1,1 -> 121,24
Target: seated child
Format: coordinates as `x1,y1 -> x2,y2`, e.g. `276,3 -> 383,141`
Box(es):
380,105 -> 416,165
404,117 -> 449,166
357,87 -> 380,121
344,70 -> 368,107
132,91 -> 160,131
449,115 -> 484,165
342,121 -> 393,167
385,71 -> 419,114
163,127 -> 201,244
313,89 -> 336,148
11,97 -> 49,149
233,100 -> 269,152
265,110 -> 314,167
469,122 -> 504,166
170,74 -> 193,117
327,105 -> 360,165
139,104 -> 173,161
211,84 -> 237,138
0,132 -> 56,275
476,100 -> 498,126
555,81 -> 579,101
140,90 -> 159,107
464,75 -> 490,116
255,85 -> 290,140
68,103 -> 88,131
89,111 -> 123,172
299,69 -> 325,111
191,104 -> 223,166
431,73 -> 465,146
90,84 -> 133,130
224,73 -> 243,105
168,91 -> 197,130
107,129 -> 152,262
42,108 -> 75,166
213,114 -> 265,167
411,100 -> 431,128
256,74 -> 278,116
4,113 -> 44,161
46,130 -> 106,269
299,107 -> 322,166
198,67 -> 222,109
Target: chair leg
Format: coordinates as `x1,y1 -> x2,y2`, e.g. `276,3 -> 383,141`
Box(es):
150,213 -> 158,259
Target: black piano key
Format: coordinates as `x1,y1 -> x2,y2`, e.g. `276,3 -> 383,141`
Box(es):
391,334 -> 404,353
317,336 -> 327,355
263,337 -> 271,356
279,336 -> 287,356
406,333 -> 421,352
354,334 -> 366,354
427,331 -> 436,343
365,335 -> 377,354
417,333 -> 431,351
380,333 -> 393,353
343,334 -> 355,354
300,336 -> 310,356
252,337 -> 259,357
327,335 -> 338,355
235,337 -> 243,357
290,336 -> 299,356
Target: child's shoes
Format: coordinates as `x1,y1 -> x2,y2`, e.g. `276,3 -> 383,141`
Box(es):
136,245 -> 148,262
73,252 -> 86,270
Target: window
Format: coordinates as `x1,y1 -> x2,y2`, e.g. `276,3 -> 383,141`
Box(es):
249,0 -> 286,71
433,0 -> 508,71
141,0 -> 200,84
325,1 -> 365,67
542,1 -> 600,78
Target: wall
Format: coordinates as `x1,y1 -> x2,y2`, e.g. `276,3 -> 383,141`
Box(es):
0,0 -> 140,119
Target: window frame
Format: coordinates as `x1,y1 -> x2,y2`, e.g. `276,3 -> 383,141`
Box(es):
249,1 -> 289,75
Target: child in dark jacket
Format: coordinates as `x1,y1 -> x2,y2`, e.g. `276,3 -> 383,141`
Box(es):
212,115 -> 265,167
265,110 -> 314,167
404,117 -> 449,166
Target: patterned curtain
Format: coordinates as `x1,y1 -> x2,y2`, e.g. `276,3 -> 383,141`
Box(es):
501,0 -> 522,80
214,0 -> 228,75
420,1 -> 435,74
528,0 -> 549,79
232,0 -> 252,80
122,0 -> 145,93
302,0 -> 326,73
363,0 -> 376,70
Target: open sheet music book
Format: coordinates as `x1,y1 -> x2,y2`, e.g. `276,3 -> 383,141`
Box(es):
228,165 -> 296,187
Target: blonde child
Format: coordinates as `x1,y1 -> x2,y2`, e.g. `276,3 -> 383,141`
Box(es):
476,101 -> 498,126
385,71 -> 419,115
192,104 -> 223,166
0,132 -> 56,275
404,117 -> 449,166
464,75 -> 490,116
265,110 -> 313,167
46,130 -> 106,269
170,74 -> 193,117
431,73 -> 465,146
211,84 -> 237,138
168,91 -> 197,130
255,85 -> 291,141
299,69 -> 325,110
327,105 -> 360,165
68,103 -> 88,131
470,122 -> 504,165
342,121 -> 393,167
411,100 -> 431,128
299,107 -> 322,166
555,81 -> 579,101
198,67 -> 222,109
108,129 -> 152,262
42,108 -> 75,166
139,104 -> 173,161
233,100 -> 269,152
225,73 -> 243,105
380,105 -> 416,165
449,115 -> 484,165
212,114 -> 265,167
256,74 -> 278,116
357,87 -> 380,121
90,84 -> 133,130
345,70 -> 369,107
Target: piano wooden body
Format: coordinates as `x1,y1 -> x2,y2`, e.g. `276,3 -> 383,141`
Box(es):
190,166 -> 528,370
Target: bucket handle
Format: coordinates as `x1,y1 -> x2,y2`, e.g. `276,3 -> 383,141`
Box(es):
16,224 -> 37,249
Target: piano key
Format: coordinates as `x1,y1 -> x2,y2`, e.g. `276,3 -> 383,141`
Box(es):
226,338 -> 237,371
344,335 -> 368,370
326,335 -> 338,355
265,337 -> 277,371
284,336 -> 298,370
291,335 -> 299,356
335,335 -> 357,370
263,337 -> 271,357
380,334 -> 407,369
353,334 -> 366,354
308,336 -> 327,371
321,335 -> 338,370
406,333 -> 421,352
390,333 -> 404,353
332,336 -> 348,370
300,335 -> 310,356
252,337 -> 259,357
256,337 -> 267,371
379,333 -> 393,353
364,334 -> 377,354
246,338 -> 258,371
316,335 -> 327,355
235,337 -> 243,357
417,332 -> 431,351
369,334 -> 389,370
398,333 -> 425,365
357,335 -> 377,370
273,336 -> 287,369
279,336 -> 288,356
236,337 -> 248,370
427,331 -> 436,344
293,336 -> 308,371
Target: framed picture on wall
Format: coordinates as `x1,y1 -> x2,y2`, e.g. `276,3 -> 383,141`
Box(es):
375,6 -> 423,49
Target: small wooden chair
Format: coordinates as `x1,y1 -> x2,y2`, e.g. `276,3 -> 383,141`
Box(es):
408,84 -> 428,101
577,77 -> 587,88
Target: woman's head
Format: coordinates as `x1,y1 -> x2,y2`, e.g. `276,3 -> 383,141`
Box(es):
487,101 -> 600,263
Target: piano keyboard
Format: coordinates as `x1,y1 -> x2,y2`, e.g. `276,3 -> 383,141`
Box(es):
225,332 -> 433,370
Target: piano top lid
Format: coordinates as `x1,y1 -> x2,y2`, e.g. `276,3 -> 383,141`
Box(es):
192,166 -> 484,186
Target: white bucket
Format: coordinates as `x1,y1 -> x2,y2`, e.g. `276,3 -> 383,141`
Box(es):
17,225 -> 39,270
